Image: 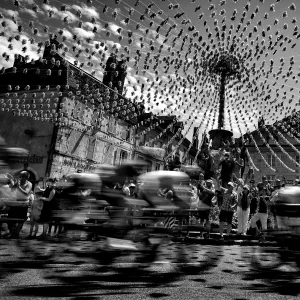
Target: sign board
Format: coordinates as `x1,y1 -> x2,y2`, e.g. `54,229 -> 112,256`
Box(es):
9,155 -> 44,164
62,159 -> 95,172
138,147 -> 166,160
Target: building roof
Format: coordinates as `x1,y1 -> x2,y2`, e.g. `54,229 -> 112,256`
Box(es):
0,39 -> 144,125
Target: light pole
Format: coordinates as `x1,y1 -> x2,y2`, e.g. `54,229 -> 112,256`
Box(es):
202,50 -> 243,149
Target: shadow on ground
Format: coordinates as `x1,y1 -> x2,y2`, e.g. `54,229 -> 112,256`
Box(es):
240,245 -> 300,296
0,240 -> 222,298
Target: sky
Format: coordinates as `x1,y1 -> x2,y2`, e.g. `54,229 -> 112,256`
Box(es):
0,0 -> 299,143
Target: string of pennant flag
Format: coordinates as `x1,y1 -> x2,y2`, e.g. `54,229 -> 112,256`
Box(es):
0,0 -> 299,168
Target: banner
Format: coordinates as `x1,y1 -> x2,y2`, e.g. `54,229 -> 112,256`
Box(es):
138,147 -> 166,160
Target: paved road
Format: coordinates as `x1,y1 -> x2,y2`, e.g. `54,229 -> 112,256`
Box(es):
1,238 -> 300,300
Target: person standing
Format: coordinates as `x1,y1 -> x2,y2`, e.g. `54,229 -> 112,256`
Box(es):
244,167 -> 255,184
26,191 -> 44,239
240,144 -> 248,178
189,179 -> 199,209
269,178 -> 285,230
232,148 -> 244,183
248,182 -> 271,242
248,179 -> 258,219
218,152 -> 235,188
198,172 -> 205,186
262,176 -> 272,194
38,178 -> 56,239
8,171 -> 32,238
197,179 -> 215,238
219,182 -> 238,240
237,185 -> 251,235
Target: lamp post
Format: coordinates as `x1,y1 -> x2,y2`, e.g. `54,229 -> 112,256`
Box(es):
202,49 -> 243,149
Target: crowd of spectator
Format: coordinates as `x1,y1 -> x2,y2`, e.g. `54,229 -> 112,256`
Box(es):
0,164 -> 295,242
0,173 -> 61,239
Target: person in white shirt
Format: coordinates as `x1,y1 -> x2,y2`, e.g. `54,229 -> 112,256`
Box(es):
26,191 -> 44,239
237,185 -> 251,235
8,171 -> 32,238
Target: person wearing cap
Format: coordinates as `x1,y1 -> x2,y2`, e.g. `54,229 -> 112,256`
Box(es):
218,152 -> 235,188
237,185 -> 251,235
262,176 -> 271,194
219,182 -> 238,240
197,179 -> 215,238
274,179 -> 281,190
270,177 -> 285,195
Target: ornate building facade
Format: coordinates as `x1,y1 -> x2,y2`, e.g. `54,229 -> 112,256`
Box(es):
0,38 -> 200,183
0,38 -> 139,182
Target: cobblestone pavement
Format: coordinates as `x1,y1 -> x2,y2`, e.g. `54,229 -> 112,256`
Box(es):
0,237 -> 300,300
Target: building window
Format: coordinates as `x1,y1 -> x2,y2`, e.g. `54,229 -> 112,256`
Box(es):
94,140 -> 104,163
86,137 -> 96,161
148,140 -> 154,147
266,154 -> 276,167
266,175 -> 275,183
139,134 -> 145,146
146,160 -> 152,172
256,152 -> 262,163
120,150 -> 128,164
156,141 -> 162,148
113,150 -> 118,165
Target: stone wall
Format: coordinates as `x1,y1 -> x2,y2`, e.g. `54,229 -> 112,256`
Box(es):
50,105 -> 134,178
51,124 -> 134,178
0,110 -> 54,180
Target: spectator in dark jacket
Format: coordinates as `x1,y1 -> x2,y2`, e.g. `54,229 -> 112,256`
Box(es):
218,152 -> 235,188
249,182 -> 271,241
37,178 -> 56,239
